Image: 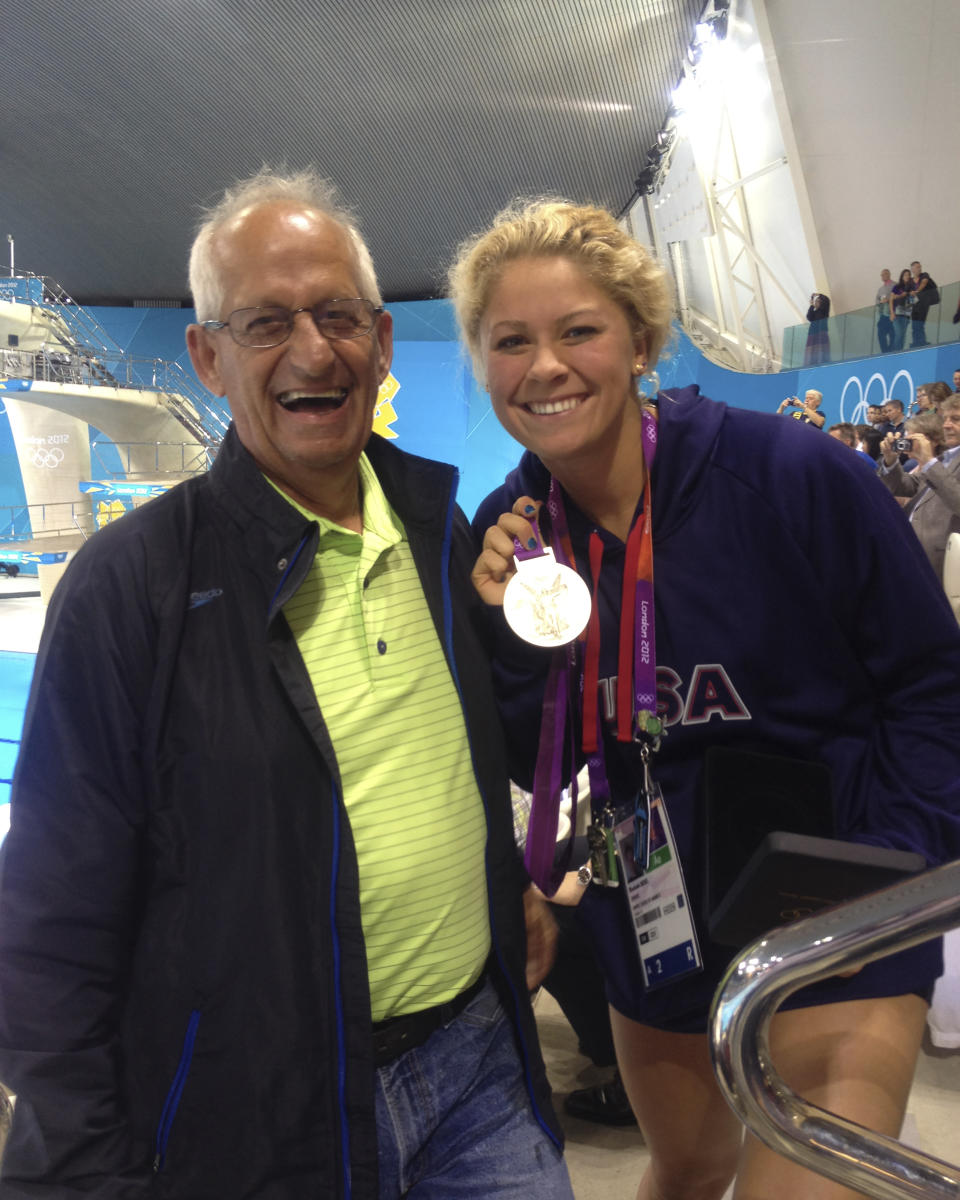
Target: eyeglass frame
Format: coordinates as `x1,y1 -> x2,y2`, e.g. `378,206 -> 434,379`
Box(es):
201,297 -> 385,348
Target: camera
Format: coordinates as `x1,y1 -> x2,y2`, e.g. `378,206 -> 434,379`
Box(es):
894,437 -> 913,453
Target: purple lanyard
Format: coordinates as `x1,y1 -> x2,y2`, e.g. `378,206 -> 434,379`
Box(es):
524,410 -> 658,894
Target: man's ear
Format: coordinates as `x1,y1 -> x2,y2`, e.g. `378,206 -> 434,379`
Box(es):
186,324 -> 227,397
374,308 -> 394,385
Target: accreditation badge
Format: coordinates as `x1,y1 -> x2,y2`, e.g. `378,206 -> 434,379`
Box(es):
614,788 -> 702,990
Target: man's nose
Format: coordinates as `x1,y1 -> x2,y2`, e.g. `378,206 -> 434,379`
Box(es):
286,309 -> 336,369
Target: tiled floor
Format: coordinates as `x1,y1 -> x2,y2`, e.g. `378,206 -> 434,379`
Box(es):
4,577 -> 960,1195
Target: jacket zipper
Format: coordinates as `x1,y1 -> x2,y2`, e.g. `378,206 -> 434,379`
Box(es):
153,1008 -> 201,1172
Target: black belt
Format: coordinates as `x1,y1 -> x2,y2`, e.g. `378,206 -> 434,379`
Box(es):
372,974 -> 486,1068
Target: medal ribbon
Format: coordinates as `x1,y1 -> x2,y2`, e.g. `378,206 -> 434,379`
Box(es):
523,409 -> 658,894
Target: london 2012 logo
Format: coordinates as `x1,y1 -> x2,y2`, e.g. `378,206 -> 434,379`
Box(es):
30,446 -> 65,469
840,368 -> 915,423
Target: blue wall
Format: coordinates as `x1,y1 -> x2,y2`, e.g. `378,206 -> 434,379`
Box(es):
2,300 -> 960,521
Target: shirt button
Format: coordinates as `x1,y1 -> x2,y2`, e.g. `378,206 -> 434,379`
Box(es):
277,557 -> 288,571
377,639 -> 387,655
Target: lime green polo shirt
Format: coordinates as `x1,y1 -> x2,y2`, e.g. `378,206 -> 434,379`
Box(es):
277,455 -> 490,1021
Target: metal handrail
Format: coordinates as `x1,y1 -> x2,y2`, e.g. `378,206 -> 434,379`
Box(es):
710,860 -> 960,1199
1,270 -> 228,447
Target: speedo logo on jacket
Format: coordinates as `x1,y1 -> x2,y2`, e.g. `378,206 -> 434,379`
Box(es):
598,664 -> 752,727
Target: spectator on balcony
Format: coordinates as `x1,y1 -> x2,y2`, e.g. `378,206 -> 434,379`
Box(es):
910,261 -> 939,348
803,292 -> 830,365
889,269 -> 915,351
875,268 -> 895,353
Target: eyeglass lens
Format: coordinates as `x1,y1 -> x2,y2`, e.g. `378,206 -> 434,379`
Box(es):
229,299 -> 377,346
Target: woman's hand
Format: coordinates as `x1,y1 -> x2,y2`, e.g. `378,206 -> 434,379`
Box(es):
471,496 -> 543,607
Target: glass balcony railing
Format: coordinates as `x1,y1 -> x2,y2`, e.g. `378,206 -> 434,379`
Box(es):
782,280 -> 960,370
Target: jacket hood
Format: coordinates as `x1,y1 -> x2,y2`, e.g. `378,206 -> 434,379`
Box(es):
494,385 -> 728,540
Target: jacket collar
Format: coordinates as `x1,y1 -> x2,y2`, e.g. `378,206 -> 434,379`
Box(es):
206,424 -> 459,584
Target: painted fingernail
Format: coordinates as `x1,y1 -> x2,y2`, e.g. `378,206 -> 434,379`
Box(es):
527,537 -> 538,549
523,504 -> 536,514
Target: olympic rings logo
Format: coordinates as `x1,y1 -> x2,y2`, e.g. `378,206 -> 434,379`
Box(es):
840,369 -> 914,424
31,447 -> 65,469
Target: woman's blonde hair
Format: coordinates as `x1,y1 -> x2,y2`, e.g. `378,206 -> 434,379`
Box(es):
448,199 -> 673,384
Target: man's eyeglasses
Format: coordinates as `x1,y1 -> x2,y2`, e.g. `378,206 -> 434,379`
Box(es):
202,298 -> 383,348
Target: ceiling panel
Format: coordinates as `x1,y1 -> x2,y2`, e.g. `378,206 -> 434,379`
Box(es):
1,0 -> 701,304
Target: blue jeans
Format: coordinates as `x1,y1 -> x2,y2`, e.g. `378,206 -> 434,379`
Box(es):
893,314 -> 910,350
375,980 -> 573,1199
877,314 -> 894,352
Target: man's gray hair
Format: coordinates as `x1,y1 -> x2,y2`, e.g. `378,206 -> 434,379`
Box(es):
188,167 -> 381,321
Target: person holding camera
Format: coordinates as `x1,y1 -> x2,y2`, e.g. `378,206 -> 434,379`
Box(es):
879,400 -> 960,579
777,388 -> 825,428
804,292 -> 831,365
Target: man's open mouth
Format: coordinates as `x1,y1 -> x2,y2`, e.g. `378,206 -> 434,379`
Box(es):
276,388 -> 348,413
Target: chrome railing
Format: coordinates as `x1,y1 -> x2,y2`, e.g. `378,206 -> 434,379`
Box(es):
710,861 -> 960,1199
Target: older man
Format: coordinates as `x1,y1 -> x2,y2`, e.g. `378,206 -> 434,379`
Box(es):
879,398 -> 960,579
777,388 -> 825,428
0,170 -> 571,1199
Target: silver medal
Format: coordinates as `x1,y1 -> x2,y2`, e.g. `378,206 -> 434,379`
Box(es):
503,548 -> 592,648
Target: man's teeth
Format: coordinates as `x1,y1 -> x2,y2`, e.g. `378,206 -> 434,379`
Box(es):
277,389 -> 348,410
526,397 -> 582,415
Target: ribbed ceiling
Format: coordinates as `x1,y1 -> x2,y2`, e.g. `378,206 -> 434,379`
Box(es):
1,0 -> 700,304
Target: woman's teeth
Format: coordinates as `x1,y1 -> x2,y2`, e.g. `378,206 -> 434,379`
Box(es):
526,396 -> 582,415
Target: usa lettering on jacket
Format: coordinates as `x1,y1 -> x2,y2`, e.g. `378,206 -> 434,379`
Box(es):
599,664 -> 752,727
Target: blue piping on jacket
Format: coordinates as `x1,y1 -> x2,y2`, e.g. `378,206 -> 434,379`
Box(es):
439,478 -> 562,1155
269,528 -> 313,615
330,782 -> 352,1197
154,1008 -> 201,1172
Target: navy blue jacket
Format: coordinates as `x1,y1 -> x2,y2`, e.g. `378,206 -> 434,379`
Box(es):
0,426 -> 560,1198
475,387 -> 960,1026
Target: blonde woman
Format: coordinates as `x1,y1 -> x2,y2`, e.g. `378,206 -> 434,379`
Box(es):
451,199 -> 960,1200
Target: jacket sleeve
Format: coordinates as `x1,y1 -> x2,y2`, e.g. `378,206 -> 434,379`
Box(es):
0,540 -> 158,1197
922,459 -> 960,518
780,433 -> 960,864
876,459 -> 922,499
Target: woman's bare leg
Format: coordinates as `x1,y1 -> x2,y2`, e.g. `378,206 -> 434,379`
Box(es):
734,994 -> 928,1200
609,1006 -> 742,1200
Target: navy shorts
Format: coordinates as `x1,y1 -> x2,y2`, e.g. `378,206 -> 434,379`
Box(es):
579,883 -> 940,1034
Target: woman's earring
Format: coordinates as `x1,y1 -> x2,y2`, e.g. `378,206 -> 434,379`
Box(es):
635,367 -> 661,400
